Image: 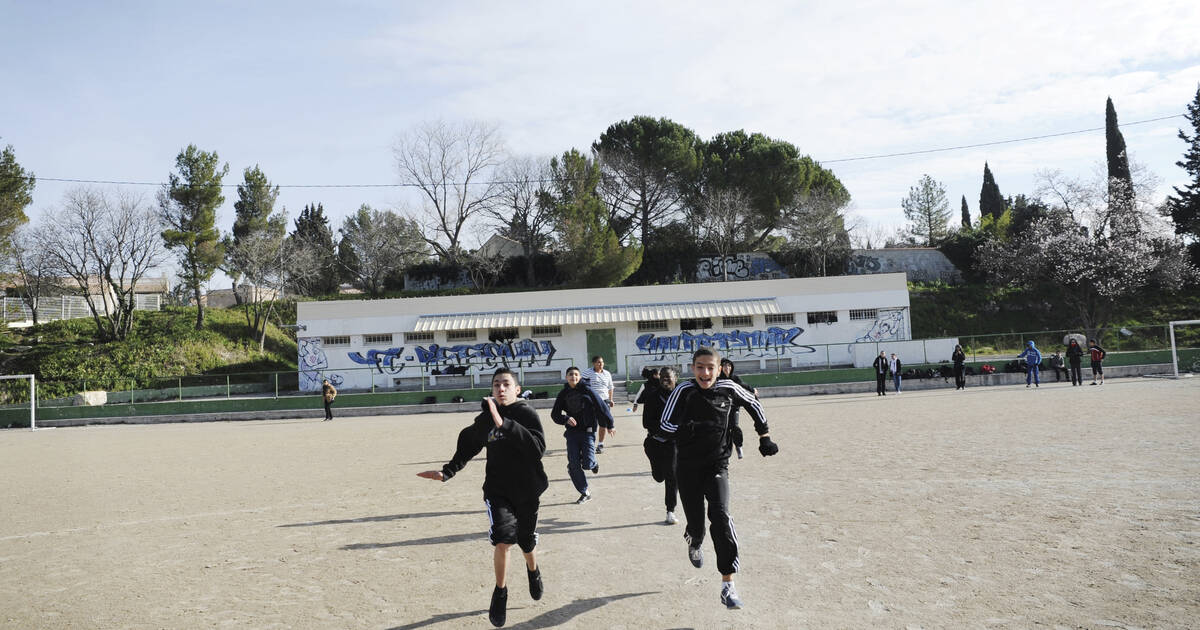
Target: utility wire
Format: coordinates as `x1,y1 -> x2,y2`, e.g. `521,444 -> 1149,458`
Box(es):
29,114 -> 1185,188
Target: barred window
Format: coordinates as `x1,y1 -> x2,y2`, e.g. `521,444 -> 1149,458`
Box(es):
849,308 -> 878,321
722,315 -> 752,328
680,317 -> 713,331
364,333 -> 393,345
404,331 -> 434,343
446,329 -> 477,342
764,313 -> 795,325
806,311 -> 838,324
488,327 -> 519,341
531,325 -> 562,337
637,320 -> 668,332
322,336 -> 350,347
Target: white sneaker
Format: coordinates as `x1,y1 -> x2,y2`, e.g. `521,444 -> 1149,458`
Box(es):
666,511 -> 677,525
720,582 -> 743,609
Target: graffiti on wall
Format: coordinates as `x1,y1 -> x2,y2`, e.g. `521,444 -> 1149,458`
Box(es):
855,310 -> 906,343
695,254 -> 786,282
845,254 -> 882,275
635,327 -> 814,358
348,338 -> 558,373
299,337 -> 343,390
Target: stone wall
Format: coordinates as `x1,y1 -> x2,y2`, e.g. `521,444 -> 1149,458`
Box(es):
846,248 -> 962,283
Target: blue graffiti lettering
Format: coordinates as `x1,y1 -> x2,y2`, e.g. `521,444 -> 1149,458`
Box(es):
412,338 -> 558,369
636,327 -> 813,358
348,347 -> 407,374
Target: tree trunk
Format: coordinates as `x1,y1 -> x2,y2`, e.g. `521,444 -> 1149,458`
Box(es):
193,283 -> 204,330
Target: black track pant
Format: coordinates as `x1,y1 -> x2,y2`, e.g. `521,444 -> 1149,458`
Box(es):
953,364 -> 965,389
324,400 -> 333,420
644,435 -> 678,512
1069,361 -> 1083,385
875,373 -> 887,395
676,459 -> 738,575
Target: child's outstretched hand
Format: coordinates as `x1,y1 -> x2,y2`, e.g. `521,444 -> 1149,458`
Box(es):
417,470 -> 445,481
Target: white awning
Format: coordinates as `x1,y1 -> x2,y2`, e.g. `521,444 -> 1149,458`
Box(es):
411,297 -> 780,331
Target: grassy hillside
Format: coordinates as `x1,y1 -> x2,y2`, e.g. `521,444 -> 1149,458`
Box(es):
0,306 -> 297,399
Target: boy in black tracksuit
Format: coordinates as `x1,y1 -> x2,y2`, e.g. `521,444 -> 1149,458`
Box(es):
550,366 -> 614,504
639,366 -> 680,524
418,368 -> 548,628
660,347 -> 779,610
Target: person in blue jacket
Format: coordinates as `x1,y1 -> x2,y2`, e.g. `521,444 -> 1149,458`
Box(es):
550,366 -> 615,504
1017,340 -> 1043,388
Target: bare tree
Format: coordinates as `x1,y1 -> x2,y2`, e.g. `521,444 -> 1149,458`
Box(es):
338,205 -> 428,296
695,187 -> 754,281
39,187 -> 167,341
783,190 -> 852,276
486,155 -> 555,286
224,213 -> 288,350
5,224 -> 61,325
393,120 -> 505,266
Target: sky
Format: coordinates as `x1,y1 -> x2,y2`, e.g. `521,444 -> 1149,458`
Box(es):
3,0 -> 1200,288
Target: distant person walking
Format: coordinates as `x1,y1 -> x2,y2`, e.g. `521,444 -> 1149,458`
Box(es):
581,356 -> 615,453
1066,338 -> 1085,386
872,351 -> 888,396
1017,340 -> 1042,388
889,353 -> 903,394
951,344 -> 967,390
1088,339 -> 1107,385
321,378 -> 337,420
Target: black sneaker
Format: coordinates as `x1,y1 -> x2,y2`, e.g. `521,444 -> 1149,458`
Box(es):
489,585 -> 507,627
591,464 -> 599,474
688,544 -> 703,568
528,567 -> 543,600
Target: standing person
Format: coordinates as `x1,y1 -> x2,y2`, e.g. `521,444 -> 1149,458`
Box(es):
719,358 -> 757,459
417,368 -> 548,628
1017,340 -> 1042,388
1048,351 -> 1066,382
660,346 -> 780,610
321,378 -> 337,421
550,366 -> 615,504
639,366 -> 679,525
889,353 -> 903,394
951,344 -> 967,390
1066,338 -> 1085,386
581,355 -> 615,454
1088,339 -> 1107,385
872,351 -> 889,396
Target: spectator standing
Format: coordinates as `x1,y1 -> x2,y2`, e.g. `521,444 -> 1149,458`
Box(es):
1048,351 -> 1066,382
581,356 -> 615,453
1088,339 -> 1107,385
872,351 -> 888,396
951,344 -> 967,390
321,378 -> 337,421
889,353 -> 903,394
1066,338 -> 1085,386
1017,340 -> 1042,388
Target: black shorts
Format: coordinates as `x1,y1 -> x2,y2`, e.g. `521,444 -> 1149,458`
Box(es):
485,495 -> 539,552
1091,360 -> 1103,374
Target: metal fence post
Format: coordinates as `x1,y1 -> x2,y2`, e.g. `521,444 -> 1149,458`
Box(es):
275,373 -> 279,399
178,377 -> 182,401
226,375 -> 231,398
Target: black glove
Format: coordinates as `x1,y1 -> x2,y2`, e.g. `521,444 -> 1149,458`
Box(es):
758,436 -> 779,457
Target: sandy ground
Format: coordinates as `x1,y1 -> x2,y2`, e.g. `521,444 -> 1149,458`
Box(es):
0,377 -> 1197,630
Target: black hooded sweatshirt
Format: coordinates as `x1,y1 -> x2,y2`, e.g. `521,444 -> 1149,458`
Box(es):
440,399 -> 548,503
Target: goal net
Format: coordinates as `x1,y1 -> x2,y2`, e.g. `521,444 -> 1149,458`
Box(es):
1168,320 -> 1200,379
0,374 -> 36,430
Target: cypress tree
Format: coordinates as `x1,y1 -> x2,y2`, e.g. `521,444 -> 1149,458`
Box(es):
1166,84 -> 1200,265
960,195 -> 970,228
1106,97 -> 1135,225
979,162 -> 1004,220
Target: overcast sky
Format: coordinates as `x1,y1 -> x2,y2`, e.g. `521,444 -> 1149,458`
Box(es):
4,1 -> 1199,286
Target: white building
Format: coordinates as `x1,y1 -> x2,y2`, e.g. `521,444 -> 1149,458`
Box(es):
295,273 -> 913,392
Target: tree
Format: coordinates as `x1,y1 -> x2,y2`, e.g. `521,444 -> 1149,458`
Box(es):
393,120 -> 505,266
40,187 -> 167,341
697,130 -> 849,250
1106,96 -> 1136,229
0,143 -> 34,249
487,156 -> 556,286
782,189 -> 852,277
286,203 -> 339,296
901,174 -> 951,246
593,116 -> 701,248
1007,194 -> 1052,238
961,195 -> 970,228
695,187 -> 753,281
224,165 -> 282,307
224,213 -> 289,351
337,205 -> 428,296
1165,83 -> 1200,265
979,162 -> 1005,220
158,144 -> 228,330
544,150 -> 641,287
6,224 -> 60,326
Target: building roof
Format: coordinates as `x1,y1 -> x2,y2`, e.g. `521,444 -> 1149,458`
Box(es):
412,297 -> 779,331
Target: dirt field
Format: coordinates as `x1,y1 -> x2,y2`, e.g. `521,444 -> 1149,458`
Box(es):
1,377 -> 1197,629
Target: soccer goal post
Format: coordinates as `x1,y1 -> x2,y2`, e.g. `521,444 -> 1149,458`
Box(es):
1168,320 -> 1200,379
0,374 -> 36,430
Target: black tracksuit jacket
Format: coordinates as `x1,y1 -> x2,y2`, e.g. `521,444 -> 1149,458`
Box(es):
440,400 -> 548,503
659,378 -> 768,464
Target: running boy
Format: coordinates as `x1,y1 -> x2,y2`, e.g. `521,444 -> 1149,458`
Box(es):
417,368 -> 548,628
639,366 -> 679,524
660,347 -> 780,609
551,366 -> 615,504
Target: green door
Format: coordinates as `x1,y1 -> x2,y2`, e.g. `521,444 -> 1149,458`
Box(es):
585,328 -> 618,376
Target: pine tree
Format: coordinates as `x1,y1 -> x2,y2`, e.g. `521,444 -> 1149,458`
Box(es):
159,145 -> 228,330
960,195 -> 970,228
1166,83 -> 1200,265
1105,97 -> 1136,231
289,203 -> 339,295
900,174 -> 951,246
979,162 -> 1005,220
0,143 -> 35,245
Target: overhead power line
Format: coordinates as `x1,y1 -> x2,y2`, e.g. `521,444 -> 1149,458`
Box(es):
29,113 -> 1185,188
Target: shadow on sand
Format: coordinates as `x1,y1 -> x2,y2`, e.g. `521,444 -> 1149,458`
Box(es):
386,591 -> 659,630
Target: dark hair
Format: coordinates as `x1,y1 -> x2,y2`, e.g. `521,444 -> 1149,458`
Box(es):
658,366 -> 679,385
566,366 -> 580,375
492,367 -> 519,384
591,355 -> 604,363
640,366 -> 659,380
719,358 -> 735,374
692,346 -> 720,362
